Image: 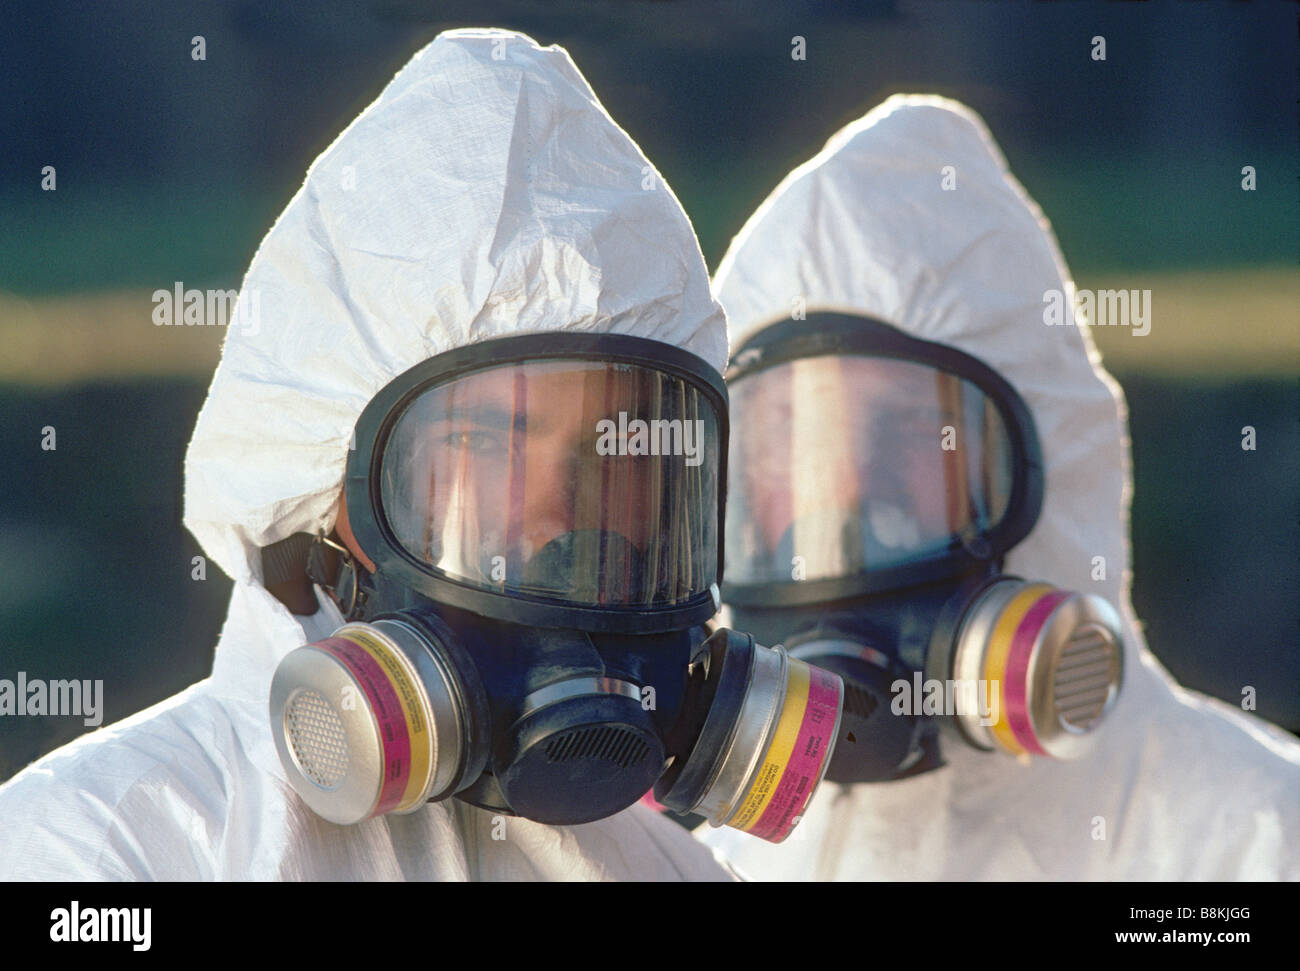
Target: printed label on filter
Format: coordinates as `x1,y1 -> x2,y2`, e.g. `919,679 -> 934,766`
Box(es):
734,661 -> 841,842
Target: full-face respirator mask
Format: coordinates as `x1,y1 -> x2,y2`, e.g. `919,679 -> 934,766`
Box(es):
722,313 -> 1124,783
267,333 -> 842,841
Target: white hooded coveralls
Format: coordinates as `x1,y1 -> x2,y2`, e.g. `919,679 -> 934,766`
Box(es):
0,30 -> 735,882
698,95 -> 1300,881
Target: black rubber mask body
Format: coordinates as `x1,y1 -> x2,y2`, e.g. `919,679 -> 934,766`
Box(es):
721,315 -> 1123,783
730,577 -> 973,784
270,334 -> 844,837
346,554 -> 697,825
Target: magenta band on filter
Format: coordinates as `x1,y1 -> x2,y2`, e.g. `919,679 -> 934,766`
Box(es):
639,789 -> 668,813
315,636 -> 412,816
749,665 -> 842,842
1004,591 -> 1071,757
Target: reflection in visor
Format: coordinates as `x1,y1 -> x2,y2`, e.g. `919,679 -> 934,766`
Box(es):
726,355 -> 1013,585
380,359 -> 720,609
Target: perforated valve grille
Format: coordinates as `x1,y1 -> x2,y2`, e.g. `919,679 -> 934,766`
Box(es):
843,683 -> 879,720
285,689 -> 350,788
1052,624 -> 1117,731
544,726 -> 648,769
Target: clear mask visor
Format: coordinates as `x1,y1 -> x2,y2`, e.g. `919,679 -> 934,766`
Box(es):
380,358 -> 721,608
726,354 -> 1014,585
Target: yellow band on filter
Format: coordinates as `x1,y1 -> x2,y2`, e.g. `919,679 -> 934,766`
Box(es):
729,660 -> 811,832
346,627 -> 433,813
983,585 -> 1052,755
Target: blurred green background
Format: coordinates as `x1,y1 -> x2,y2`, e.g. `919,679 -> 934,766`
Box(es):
1,0 -> 1297,780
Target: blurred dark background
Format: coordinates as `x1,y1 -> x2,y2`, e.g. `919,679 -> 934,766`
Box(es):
2,0 -> 1297,780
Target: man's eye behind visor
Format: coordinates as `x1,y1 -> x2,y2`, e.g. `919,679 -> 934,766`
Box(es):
725,353 -> 1019,588
379,358 -> 722,609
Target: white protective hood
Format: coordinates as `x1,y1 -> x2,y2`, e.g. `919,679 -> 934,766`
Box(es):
698,95 -> 1300,880
0,29 -> 734,881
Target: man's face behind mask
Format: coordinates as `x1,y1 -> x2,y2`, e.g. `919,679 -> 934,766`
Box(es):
726,354 -> 1015,586
381,358 -> 720,608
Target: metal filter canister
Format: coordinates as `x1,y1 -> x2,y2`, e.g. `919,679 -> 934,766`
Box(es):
950,579 -> 1123,759
655,629 -> 844,843
270,620 -> 465,825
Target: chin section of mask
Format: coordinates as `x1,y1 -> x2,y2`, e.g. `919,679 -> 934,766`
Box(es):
937,579 -> 1124,759
785,639 -> 940,783
653,629 -> 844,843
490,673 -> 664,824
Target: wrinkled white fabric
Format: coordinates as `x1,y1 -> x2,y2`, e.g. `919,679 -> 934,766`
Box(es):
697,95 -> 1300,880
0,29 -> 733,882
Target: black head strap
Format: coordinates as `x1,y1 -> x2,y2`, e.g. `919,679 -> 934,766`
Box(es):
305,532 -> 368,620
260,532 -> 318,615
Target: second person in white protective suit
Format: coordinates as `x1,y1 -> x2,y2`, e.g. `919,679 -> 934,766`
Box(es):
0,30 -> 749,881
695,95 -> 1300,881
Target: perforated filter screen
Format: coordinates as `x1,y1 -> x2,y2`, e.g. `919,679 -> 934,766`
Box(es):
544,725 -> 649,769
285,689 -> 351,789
1053,624 -> 1118,730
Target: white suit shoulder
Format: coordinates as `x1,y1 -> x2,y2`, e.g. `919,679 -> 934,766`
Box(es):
1113,667 -> 1300,879
0,685 -> 238,880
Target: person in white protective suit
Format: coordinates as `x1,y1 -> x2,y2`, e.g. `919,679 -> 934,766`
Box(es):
694,95 -> 1300,881
0,29 -> 744,881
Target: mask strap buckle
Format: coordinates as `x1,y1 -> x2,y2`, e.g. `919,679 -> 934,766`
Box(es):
307,532 -> 365,619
